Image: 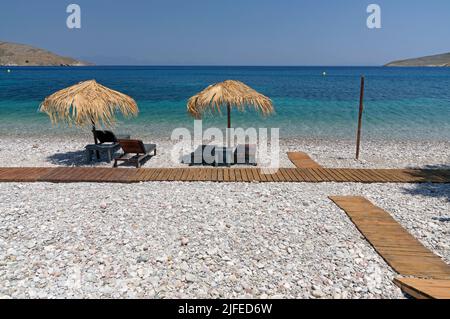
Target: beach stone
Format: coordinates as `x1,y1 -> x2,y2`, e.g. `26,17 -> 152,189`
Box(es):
137,256 -> 148,263
185,273 -> 197,283
311,290 -> 324,298
0,178 -> 446,299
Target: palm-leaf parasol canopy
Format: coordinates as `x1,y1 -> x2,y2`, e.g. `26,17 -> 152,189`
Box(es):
40,79 -> 138,130
187,80 -> 274,129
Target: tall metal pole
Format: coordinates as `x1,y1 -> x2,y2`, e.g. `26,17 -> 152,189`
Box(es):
356,76 -> 365,160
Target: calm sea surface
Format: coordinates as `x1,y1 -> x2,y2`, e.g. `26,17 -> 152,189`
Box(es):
0,66 -> 449,140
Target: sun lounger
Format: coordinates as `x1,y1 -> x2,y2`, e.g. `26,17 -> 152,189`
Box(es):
113,139 -> 157,168
214,146 -> 234,167
234,144 -> 257,166
186,145 -> 216,166
95,130 -> 130,144
86,130 -> 131,163
86,144 -> 120,163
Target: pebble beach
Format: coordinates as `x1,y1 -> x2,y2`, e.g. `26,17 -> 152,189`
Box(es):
0,136 -> 449,169
0,136 -> 449,299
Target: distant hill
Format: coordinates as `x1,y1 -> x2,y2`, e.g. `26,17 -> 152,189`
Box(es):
385,52 -> 450,67
0,41 -> 91,66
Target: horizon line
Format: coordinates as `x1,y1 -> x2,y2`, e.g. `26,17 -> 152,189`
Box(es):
2,64 -> 390,68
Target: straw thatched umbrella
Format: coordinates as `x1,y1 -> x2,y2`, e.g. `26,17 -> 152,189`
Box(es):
40,80 -> 138,144
187,80 -> 274,146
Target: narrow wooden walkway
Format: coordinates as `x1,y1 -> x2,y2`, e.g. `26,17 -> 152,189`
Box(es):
330,196 -> 450,299
394,278 -> 450,299
0,167 -> 449,183
330,196 -> 450,279
287,152 -> 322,168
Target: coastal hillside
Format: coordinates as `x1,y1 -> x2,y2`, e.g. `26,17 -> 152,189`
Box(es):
0,41 -> 90,66
386,52 -> 450,67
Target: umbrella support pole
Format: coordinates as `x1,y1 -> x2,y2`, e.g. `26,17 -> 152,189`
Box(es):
227,103 -> 231,148
92,124 -> 100,160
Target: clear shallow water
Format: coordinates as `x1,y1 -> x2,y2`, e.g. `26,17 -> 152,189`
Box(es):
0,66 -> 449,140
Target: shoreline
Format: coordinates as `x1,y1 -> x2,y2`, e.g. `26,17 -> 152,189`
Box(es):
0,135 -> 448,169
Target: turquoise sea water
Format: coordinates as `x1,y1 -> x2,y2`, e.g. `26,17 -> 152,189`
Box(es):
0,66 -> 449,140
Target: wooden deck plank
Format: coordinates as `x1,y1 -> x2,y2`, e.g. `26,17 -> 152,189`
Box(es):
211,168 -> 218,182
196,168 -> 203,181
308,168 -> 324,182
0,168 -> 449,183
289,168 -> 304,182
259,169 -> 274,182
164,168 -> 175,181
287,152 -> 322,168
248,168 -> 257,182
344,168 -> 365,183
88,168 -> 111,182
270,170 -> 284,182
179,168 -> 190,181
184,168 -> 194,181
332,169 -> 355,182
166,168 -> 177,181
0,168 -> 52,182
151,168 -> 163,181
364,169 -> 390,182
150,169 -> 163,181
278,168 -> 293,182
171,168 -> 184,181
109,168 -> 133,183
174,168 -> 184,181
193,168 -> 203,182
354,169 -> 377,182
138,168 -> 152,181
330,196 -> 450,280
223,168 -> 230,182
143,169 -> 158,181
310,168 -> 329,182
394,278 -> 450,299
284,168 -> 298,182
378,169 -> 404,183
246,168 -> 256,182
241,169 -> 251,182
287,168 -> 300,182
159,168 -> 172,181
299,169 -> 318,182
217,168 -> 224,182
234,169 -> 242,182
202,168 -> 210,181
295,168 -> 310,182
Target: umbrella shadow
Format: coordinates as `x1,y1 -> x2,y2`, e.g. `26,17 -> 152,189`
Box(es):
47,150 -> 113,167
402,164 -> 450,202
113,154 -> 155,168
432,217 -> 450,223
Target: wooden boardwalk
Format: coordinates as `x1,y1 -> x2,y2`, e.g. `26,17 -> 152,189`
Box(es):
330,196 -> 450,279
394,278 -> 450,299
287,152 -> 322,168
330,196 -> 450,299
0,167 -> 449,183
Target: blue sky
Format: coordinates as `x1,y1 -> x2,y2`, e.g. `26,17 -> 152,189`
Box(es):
1,0 -> 449,65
